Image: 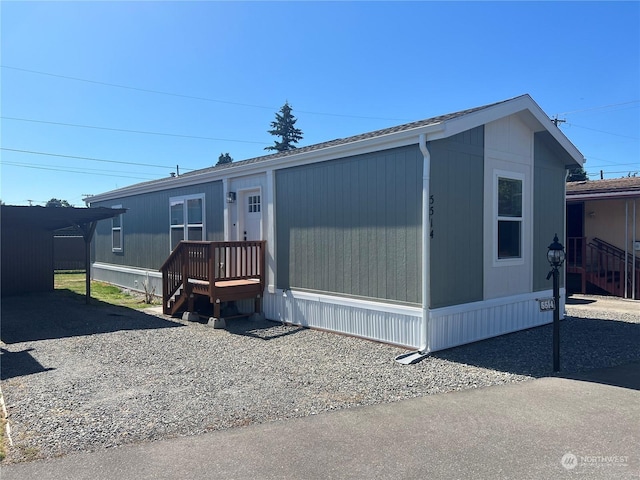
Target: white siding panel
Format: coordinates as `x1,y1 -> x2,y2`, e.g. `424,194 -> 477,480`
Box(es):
262,290 -> 564,352
92,262 -> 162,297
429,290 -> 565,352
263,290 -> 423,348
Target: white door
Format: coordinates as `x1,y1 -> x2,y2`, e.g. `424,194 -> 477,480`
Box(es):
239,190 -> 262,241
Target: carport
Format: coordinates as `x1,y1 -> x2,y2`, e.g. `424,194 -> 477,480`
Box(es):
1,205 -> 126,302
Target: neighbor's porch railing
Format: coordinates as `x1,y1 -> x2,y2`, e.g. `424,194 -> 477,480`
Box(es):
567,236 -> 639,298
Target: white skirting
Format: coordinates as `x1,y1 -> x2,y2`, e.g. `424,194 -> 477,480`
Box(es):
428,290 -> 565,351
92,264 -> 564,352
263,289 -> 565,351
92,263 -> 163,297
263,290 -> 423,348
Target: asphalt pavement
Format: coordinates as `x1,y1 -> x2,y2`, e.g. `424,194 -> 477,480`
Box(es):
2,361 -> 638,480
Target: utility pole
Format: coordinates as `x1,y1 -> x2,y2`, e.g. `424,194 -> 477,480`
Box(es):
551,116 -> 566,127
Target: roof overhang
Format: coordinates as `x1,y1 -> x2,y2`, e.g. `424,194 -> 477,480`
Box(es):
435,95 -> 585,167
1,206 -> 127,232
567,191 -> 640,201
86,94 -> 585,203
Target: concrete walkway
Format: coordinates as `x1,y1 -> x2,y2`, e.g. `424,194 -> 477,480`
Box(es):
2,362 -> 638,480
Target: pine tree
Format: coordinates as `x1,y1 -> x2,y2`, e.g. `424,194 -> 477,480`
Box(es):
567,166 -> 588,182
217,153 -> 233,165
265,101 -> 303,152
45,198 -> 72,207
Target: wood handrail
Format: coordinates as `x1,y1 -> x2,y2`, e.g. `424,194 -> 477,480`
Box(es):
160,240 -> 266,314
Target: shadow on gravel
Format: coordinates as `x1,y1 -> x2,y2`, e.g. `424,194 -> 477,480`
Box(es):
0,347 -> 56,380
432,316 -> 640,390
226,318 -> 307,341
0,290 -> 183,345
565,297 -> 597,305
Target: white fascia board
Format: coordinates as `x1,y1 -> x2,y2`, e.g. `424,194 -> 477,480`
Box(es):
567,191 -> 640,201
441,96 -> 585,167
86,123 -> 445,203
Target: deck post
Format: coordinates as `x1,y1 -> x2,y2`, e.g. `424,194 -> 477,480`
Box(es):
77,220 -> 98,305
208,242 -> 215,299
182,245 -> 191,309
254,295 -> 261,314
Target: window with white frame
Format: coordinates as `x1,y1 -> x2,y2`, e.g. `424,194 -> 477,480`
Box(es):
497,175 -> 523,260
170,194 -> 204,249
112,205 -> 123,252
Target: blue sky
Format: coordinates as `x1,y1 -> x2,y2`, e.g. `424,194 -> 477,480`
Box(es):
1,1 -> 638,206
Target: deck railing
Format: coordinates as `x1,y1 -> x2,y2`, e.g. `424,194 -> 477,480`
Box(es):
160,240 -> 266,314
567,236 -> 639,298
586,243 -> 627,297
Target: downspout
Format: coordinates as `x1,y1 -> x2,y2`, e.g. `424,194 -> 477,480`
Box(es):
395,133 -> 431,364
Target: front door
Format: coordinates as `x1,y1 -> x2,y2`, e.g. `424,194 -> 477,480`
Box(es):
239,189 -> 262,241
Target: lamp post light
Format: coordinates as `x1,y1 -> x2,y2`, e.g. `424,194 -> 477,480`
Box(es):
547,234 -> 566,372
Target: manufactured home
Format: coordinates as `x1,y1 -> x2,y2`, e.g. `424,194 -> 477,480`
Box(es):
86,94 -> 584,353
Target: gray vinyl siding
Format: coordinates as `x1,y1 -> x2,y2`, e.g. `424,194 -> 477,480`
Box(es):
533,131 -> 566,290
276,145 -> 422,304
429,126 -> 484,308
92,182 -> 224,270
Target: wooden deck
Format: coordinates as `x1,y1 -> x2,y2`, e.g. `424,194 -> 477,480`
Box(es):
160,241 -> 266,319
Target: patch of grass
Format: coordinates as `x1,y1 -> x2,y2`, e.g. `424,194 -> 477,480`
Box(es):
17,445 -> 40,462
54,272 -> 159,310
0,398 -> 6,462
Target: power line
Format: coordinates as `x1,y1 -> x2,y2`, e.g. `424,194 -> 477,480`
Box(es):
1,116 -> 270,146
1,65 -> 276,109
585,162 -> 640,169
588,170 -> 638,177
2,159 -> 160,178
1,147 -> 197,171
556,100 -> 640,116
1,65 -> 409,121
1,161 -> 158,180
565,123 -> 639,140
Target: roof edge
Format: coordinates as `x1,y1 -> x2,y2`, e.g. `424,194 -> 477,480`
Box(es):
87,95 -> 585,203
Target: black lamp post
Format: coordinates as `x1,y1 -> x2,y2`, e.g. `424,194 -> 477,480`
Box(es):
547,234 -> 566,372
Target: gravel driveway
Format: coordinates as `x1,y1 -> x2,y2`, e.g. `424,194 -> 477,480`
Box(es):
1,292 -> 639,464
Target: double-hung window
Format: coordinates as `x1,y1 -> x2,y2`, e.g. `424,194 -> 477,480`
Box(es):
496,174 -> 523,261
170,194 -> 205,249
112,205 -> 123,252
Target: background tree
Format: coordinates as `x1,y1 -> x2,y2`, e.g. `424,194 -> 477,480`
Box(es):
45,198 -> 72,207
265,101 -> 303,152
216,153 -> 233,165
566,166 -> 588,182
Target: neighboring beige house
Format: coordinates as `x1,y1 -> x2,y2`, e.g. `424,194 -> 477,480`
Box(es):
566,177 -> 640,299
